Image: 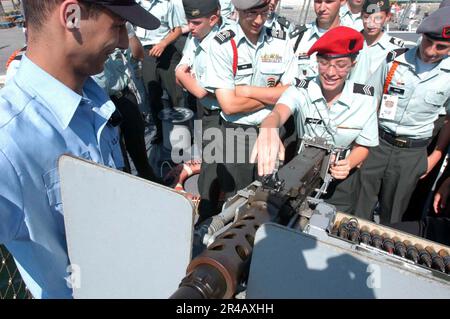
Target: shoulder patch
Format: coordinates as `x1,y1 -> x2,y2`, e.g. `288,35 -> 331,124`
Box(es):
295,78 -> 310,89
277,16 -> 290,28
353,83 -> 374,96
389,37 -> 405,48
386,48 -> 409,62
289,24 -> 307,39
214,30 -> 236,44
267,27 -> 286,40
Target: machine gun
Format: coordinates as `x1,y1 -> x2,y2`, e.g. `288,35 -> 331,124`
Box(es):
170,137 -> 339,299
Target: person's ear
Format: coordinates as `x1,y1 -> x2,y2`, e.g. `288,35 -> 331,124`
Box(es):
386,12 -> 392,23
60,0 -> 81,30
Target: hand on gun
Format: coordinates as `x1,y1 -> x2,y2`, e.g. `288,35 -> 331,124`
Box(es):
250,127 -> 285,176
329,154 -> 351,180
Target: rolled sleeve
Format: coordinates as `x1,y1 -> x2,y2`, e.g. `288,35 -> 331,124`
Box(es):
168,2 -> 182,29
280,44 -> 297,85
355,104 -> 379,147
0,150 -> 24,244
277,86 -> 305,115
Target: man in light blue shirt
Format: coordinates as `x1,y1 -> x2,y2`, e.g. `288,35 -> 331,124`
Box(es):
0,0 -> 159,298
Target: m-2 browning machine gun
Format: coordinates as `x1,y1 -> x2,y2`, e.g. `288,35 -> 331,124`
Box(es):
170,137 -> 339,299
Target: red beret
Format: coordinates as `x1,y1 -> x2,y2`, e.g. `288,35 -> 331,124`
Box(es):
307,26 -> 364,58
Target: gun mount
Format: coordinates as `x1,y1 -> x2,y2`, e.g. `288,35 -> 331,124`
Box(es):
171,137 -> 450,299
170,137 -> 334,299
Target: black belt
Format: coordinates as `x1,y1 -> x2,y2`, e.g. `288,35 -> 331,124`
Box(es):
221,119 -> 259,130
202,108 -> 221,117
379,129 -> 430,148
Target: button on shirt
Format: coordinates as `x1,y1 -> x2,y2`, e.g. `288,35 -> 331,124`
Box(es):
135,0 -> 183,46
178,21 -> 231,111
0,55 -> 123,298
350,33 -> 404,83
291,22 -> 326,80
204,24 -> 297,125
369,47 -> 450,139
278,78 -> 379,148
339,5 -> 364,32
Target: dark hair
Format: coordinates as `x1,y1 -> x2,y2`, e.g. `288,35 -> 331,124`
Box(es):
23,0 -> 102,31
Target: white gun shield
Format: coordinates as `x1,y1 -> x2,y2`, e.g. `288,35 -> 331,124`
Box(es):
59,155 -> 194,298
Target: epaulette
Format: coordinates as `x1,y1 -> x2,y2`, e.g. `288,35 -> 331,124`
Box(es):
277,16 -> 290,29
386,48 -> 409,62
295,78 -> 310,89
389,37 -> 405,48
267,27 -> 286,40
214,30 -> 236,44
353,83 -> 374,96
108,109 -> 123,127
289,24 -> 307,39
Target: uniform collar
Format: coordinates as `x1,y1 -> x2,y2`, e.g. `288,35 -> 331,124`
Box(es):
14,55 -> 82,130
308,77 -> 352,109
397,46 -> 450,74
309,21 -> 324,40
198,24 -> 221,50
371,32 -> 391,50
235,23 -> 268,47
339,4 -> 350,17
14,55 -> 114,130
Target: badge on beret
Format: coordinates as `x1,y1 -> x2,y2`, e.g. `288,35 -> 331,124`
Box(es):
444,26 -> 450,39
191,9 -> 200,17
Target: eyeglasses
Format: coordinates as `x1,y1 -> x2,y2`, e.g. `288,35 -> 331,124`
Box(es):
362,14 -> 385,27
242,9 -> 271,20
317,58 -> 352,73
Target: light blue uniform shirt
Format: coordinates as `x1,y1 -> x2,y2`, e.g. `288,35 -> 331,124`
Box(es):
339,4 -> 364,32
0,55 -> 123,298
177,20 -> 232,111
219,0 -> 235,19
264,13 -> 295,37
278,78 -> 379,148
350,32 -> 404,83
204,23 -> 297,125
369,47 -> 450,139
135,0 -> 183,46
291,21 -> 326,80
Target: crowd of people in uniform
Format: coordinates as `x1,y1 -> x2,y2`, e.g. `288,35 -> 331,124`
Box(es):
0,0 -> 449,298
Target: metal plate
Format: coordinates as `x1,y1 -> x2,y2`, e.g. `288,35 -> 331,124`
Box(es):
59,155 -> 194,299
247,223 -> 450,299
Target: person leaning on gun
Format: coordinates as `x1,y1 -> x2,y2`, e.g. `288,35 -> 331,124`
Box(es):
201,0 -> 297,219
353,6 -> 450,225
0,0 -> 159,298
251,27 -> 379,212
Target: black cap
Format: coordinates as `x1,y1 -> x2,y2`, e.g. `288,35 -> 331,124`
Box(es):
83,0 -> 160,30
417,6 -> 450,41
362,0 -> 390,14
183,0 -> 219,19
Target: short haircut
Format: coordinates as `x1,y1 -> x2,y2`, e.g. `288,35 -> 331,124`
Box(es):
23,0 -> 102,31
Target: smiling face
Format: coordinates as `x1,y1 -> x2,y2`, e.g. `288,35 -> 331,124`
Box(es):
419,35 -> 450,64
362,11 -> 390,37
238,5 -> 270,38
317,56 -> 354,92
70,5 -> 129,76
